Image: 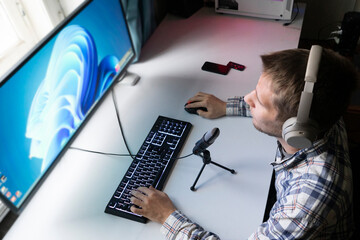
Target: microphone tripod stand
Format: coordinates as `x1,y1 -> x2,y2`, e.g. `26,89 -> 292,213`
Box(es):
190,150 -> 236,191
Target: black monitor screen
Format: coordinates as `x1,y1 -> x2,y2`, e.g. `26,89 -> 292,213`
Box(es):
0,0 -> 135,212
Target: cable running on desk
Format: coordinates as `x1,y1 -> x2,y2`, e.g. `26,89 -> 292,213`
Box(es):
69,89 -> 195,161
110,89 -> 193,160
69,146 -> 193,160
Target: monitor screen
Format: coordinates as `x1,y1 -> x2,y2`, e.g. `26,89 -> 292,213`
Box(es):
0,0 -> 135,212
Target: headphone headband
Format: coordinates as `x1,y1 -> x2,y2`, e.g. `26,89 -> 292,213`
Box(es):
297,45 -> 322,123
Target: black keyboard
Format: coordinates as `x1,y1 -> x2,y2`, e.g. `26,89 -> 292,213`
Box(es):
105,115 -> 192,223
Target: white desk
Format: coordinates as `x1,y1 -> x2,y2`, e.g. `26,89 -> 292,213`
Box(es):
5,6 -> 304,240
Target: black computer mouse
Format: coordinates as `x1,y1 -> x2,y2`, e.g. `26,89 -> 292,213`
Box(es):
184,102 -> 207,115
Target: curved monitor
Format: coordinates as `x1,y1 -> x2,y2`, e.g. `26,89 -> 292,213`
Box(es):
0,0 -> 135,212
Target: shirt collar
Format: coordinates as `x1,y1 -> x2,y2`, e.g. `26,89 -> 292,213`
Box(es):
271,136 -> 328,170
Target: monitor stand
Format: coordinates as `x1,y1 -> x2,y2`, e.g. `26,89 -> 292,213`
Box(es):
118,71 -> 140,86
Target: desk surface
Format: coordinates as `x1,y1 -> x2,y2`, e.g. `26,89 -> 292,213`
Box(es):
5,6 -> 304,240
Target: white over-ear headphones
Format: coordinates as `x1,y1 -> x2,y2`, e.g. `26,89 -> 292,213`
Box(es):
282,45 -> 323,149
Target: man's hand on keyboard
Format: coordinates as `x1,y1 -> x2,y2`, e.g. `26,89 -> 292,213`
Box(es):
130,186 -> 176,224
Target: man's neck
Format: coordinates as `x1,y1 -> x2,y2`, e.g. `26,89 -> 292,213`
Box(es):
276,138 -> 300,155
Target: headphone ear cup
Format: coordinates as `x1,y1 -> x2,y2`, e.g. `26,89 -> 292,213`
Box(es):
282,117 -> 319,149
282,117 -> 297,140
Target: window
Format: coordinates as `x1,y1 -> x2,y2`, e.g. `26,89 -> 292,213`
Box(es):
0,4 -> 21,57
0,0 -> 84,80
0,0 -> 38,78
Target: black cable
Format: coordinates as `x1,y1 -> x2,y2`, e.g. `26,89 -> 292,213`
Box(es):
70,145 -> 193,160
283,2 -> 299,26
111,88 -> 135,160
173,153 -> 194,160
110,88 -> 193,161
69,146 -> 135,157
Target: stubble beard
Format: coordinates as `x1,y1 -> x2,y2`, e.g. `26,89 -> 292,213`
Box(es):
252,119 -> 283,139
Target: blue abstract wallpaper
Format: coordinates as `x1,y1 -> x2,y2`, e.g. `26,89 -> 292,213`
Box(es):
0,0 -> 134,208
26,25 -> 119,172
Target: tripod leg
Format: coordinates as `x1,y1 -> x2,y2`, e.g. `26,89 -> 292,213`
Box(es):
190,163 -> 207,191
210,161 -> 236,174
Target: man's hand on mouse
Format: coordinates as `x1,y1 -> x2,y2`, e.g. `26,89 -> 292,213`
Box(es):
186,92 -> 226,119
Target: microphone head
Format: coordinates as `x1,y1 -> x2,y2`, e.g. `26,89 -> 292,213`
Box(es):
203,128 -> 220,144
193,128 -> 220,155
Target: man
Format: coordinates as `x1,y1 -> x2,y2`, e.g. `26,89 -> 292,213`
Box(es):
129,47 -> 358,239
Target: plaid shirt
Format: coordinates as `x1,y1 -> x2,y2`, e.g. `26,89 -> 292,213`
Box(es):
226,96 -> 252,117
160,96 -> 354,239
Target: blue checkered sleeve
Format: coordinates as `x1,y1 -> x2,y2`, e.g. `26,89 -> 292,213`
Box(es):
161,210 -> 220,240
226,96 -> 251,117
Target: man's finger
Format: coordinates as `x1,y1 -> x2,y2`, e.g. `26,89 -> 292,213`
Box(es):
130,196 -> 143,206
137,186 -> 155,195
197,109 -> 207,117
130,189 -> 147,201
130,204 -> 144,215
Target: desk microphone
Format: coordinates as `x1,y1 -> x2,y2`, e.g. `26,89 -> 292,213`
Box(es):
193,128 -> 220,155
191,128 -> 235,191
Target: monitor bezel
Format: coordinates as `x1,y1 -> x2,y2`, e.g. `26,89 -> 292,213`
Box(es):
0,0 -> 136,213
